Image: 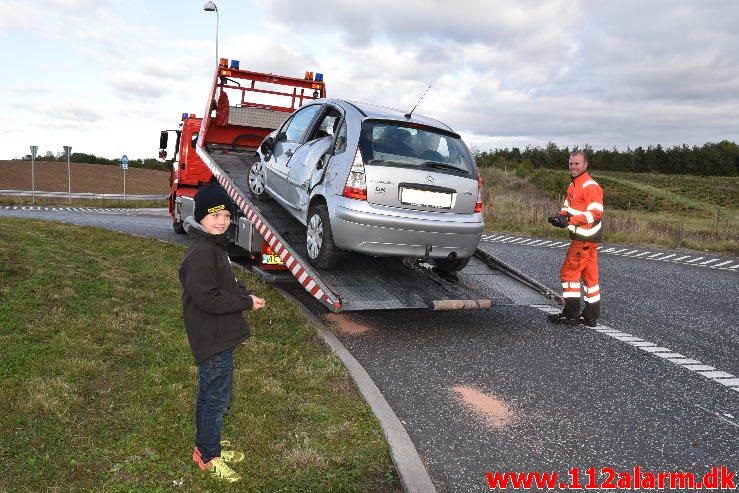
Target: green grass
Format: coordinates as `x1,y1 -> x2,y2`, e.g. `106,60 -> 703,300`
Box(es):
0,196 -> 167,208
480,166 -> 739,254
0,217 -> 399,492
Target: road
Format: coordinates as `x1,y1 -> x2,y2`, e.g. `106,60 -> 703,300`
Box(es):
3,206 -> 738,492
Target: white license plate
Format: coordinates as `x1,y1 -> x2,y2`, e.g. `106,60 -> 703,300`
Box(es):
262,254 -> 284,265
400,188 -> 452,209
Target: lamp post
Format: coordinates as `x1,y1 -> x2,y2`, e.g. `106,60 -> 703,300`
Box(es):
203,1 -> 219,67
30,146 -> 38,205
63,145 -> 72,204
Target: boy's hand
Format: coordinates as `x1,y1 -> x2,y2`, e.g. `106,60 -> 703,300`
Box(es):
250,295 -> 266,310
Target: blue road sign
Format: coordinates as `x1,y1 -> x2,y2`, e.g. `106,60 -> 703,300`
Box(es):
121,154 -> 129,170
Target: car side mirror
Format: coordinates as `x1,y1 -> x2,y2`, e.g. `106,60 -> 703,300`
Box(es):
159,131 -> 169,150
275,132 -> 287,142
191,132 -> 199,149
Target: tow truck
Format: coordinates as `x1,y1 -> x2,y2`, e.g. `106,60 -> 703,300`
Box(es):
160,58 -> 560,312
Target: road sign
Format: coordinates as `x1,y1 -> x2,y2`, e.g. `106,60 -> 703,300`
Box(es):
121,154 -> 129,170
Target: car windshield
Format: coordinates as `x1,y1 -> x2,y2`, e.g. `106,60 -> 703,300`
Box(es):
358,121 -> 474,174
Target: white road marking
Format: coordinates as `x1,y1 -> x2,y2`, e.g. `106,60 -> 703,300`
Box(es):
480,234 -> 736,271
533,305 -> 738,393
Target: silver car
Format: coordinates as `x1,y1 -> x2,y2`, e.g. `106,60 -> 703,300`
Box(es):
248,99 -> 484,271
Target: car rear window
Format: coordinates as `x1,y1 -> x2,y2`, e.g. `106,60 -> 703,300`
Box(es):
359,121 -> 475,175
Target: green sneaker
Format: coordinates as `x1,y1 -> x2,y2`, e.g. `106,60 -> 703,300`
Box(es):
219,440 -> 245,463
203,457 -> 241,483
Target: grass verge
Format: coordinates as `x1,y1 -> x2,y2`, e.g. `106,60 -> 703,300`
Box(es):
0,217 -> 399,492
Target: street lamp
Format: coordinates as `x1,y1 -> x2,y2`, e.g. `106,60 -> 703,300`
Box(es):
203,1 -> 219,67
63,145 -> 72,204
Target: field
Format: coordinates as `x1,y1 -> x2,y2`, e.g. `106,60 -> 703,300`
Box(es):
0,160 -> 169,195
480,165 -> 739,254
0,217 -> 399,492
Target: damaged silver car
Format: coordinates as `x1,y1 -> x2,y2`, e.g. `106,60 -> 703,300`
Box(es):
249,99 -> 484,271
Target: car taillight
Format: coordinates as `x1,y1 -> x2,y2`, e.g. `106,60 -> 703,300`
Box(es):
474,168 -> 483,213
342,148 -> 367,200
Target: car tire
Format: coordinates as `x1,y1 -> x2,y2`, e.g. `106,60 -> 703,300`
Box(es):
248,160 -> 270,201
173,220 -> 186,234
306,204 -> 340,270
434,256 -> 470,273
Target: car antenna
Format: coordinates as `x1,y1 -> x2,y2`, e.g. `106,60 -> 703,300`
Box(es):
405,85 -> 431,119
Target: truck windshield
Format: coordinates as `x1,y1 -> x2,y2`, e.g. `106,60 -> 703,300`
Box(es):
359,121 -> 474,174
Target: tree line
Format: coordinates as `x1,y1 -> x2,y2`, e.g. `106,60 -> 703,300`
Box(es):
476,140 -> 739,176
19,151 -> 169,172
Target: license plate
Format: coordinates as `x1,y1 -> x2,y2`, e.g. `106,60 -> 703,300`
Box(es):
400,188 -> 452,209
262,254 -> 284,265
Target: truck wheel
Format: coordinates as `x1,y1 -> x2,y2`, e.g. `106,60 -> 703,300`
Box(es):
173,220 -> 186,234
306,204 -> 340,269
434,256 -> 470,273
248,161 -> 269,201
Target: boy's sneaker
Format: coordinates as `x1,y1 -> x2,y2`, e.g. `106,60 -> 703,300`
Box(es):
547,313 -> 580,325
193,449 -> 241,483
579,317 -> 598,327
203,457 -> 242,483
219,440 -> 245,463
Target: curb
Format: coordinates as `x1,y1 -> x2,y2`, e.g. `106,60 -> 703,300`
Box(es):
280,289 -> 438,493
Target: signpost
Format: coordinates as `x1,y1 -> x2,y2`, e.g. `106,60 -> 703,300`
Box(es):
30,146 -> 38,205
63,145 -> 72,204
121,154 -> 129,202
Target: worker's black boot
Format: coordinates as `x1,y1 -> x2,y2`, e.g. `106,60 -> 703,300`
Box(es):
548,297 -> 580,325
579,300 -> 600,327
547,312 -> 580,325
578,316 -> 598,327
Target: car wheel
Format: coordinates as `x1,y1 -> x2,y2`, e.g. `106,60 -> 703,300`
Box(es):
248,160 -> 269,201
306,204 -> 340,269
173,220 -> 186,234
434,256 -> 470,273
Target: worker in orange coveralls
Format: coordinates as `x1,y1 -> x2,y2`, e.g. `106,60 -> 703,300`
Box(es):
547,150 -> 604,327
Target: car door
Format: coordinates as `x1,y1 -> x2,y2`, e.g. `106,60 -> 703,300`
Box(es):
269,104 -> 322,203
285,106 -> 343,211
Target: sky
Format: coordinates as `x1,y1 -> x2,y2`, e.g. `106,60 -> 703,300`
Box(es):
1,0 -> 737,161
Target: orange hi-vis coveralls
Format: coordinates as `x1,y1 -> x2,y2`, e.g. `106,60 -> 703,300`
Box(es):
557,171 -> 604,321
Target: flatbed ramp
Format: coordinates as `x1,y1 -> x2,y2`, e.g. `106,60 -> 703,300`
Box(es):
206,147 -> 560,312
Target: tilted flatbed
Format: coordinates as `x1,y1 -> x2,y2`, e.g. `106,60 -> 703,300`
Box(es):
198,145 -> 560,312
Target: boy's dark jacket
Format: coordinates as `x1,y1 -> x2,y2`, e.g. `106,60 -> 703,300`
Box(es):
179,217 -> 253,363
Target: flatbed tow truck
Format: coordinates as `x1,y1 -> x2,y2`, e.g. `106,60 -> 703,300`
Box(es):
161,58 -> 560,312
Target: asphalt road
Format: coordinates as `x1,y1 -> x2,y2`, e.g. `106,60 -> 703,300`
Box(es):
3,206 -> 738,492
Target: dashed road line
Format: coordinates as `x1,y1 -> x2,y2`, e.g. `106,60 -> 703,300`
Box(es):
532,305 -> 739,393
1,205 -> 132,214
482,234 -> 737,271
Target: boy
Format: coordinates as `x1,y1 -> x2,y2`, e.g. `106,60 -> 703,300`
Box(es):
179,185 -> 266,483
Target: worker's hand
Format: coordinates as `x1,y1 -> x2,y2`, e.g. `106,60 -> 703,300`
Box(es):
250,295 -> 266,310
548,215 -> 568,228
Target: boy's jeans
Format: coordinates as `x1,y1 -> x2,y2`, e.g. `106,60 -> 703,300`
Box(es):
196,349 -> 233,462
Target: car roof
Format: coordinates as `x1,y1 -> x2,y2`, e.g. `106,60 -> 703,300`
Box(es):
320,98 -> 456,134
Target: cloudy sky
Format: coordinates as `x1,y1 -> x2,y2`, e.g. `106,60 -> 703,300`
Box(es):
1,0 -> 737,161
